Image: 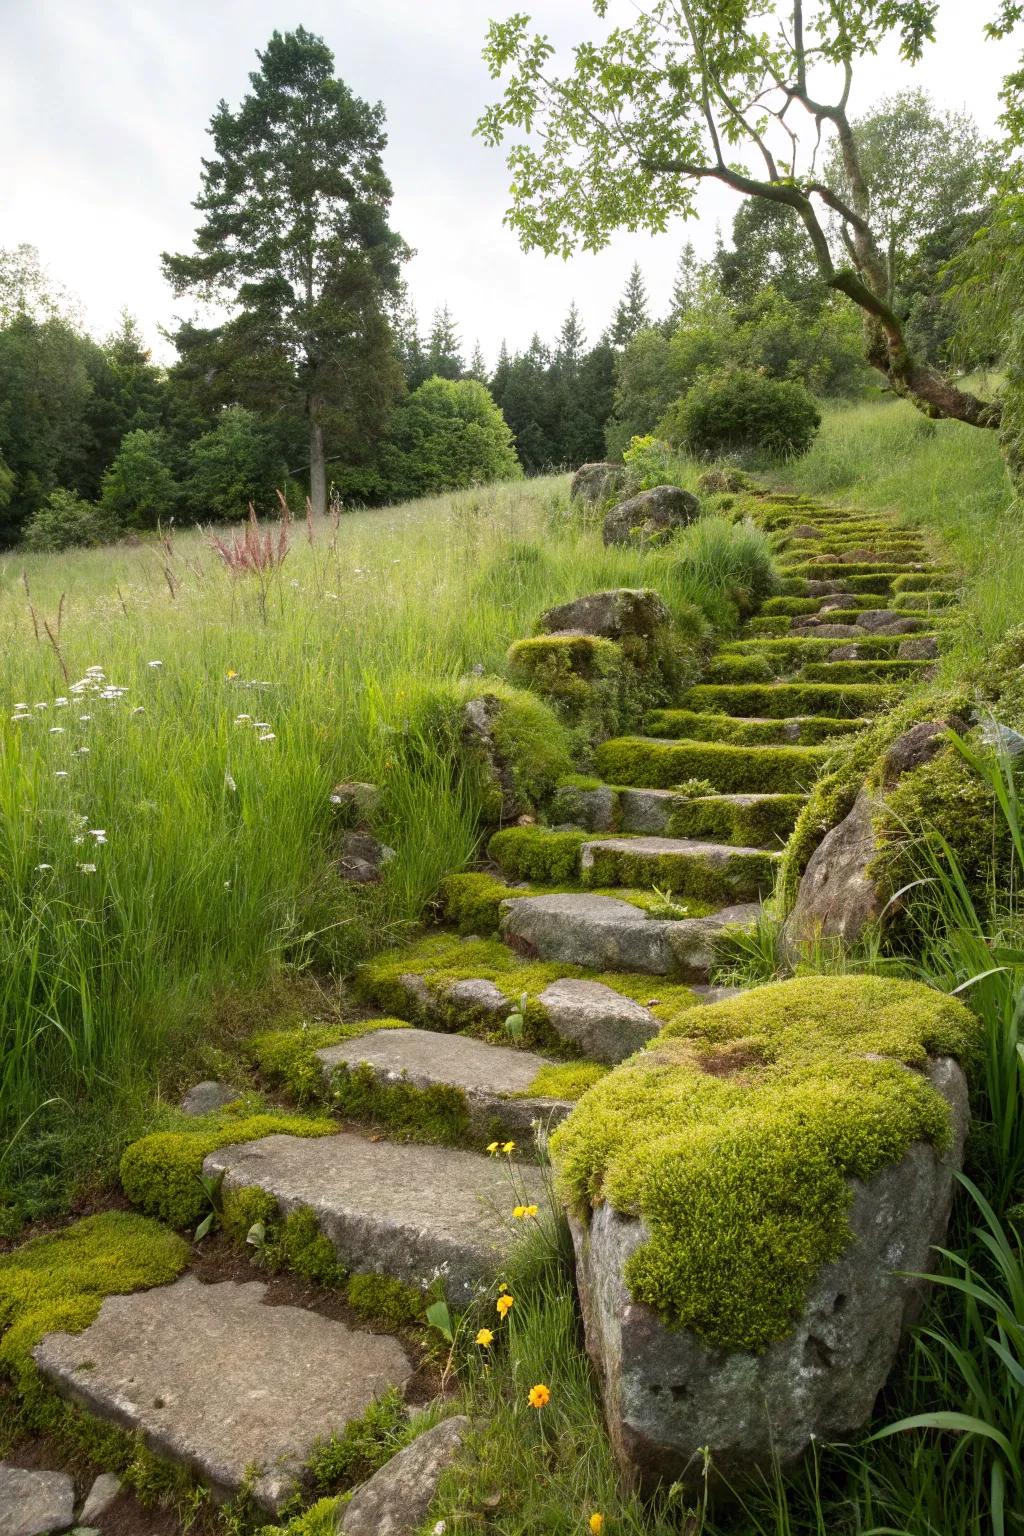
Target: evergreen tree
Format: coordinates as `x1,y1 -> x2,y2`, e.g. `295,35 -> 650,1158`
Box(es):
395,300 -> 427,387
555,302 -> 586,378
610,263 -> 650,347
667,242 -> 702,327
468,340 -> 488,381
163,27 -> 408,515
424,305 -> 464,379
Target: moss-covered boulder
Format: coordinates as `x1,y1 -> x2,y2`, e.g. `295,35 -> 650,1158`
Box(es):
553,976 -> 976,1493
603,485 -> 700,548
570,461 -> 631,506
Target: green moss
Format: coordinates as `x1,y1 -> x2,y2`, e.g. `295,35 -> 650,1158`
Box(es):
704,652 -> 775,684
488,826 -> 587,884
760,596 -> 827,616
305,1387 -> 432,1495
681,682 -> 899,719
326,1062 -> 474,1145
583,841 -> 777,904
506,632 -> 628,738
257,1498 -> 341,1536
594,736 -> 831,794
120,1113 -> 336,1228
800,659 -> 935,683
723,634 -> 911,662
892,571 -> 959,592
892,589 -> 956,610
249,1020 -> 409,1105
781,560 -> 924,578
745,615 -> 793,637
551,976 -> 979,1353
345,1272 -> 425,1328
645,709 -> 865,747
667,792 -> 805,847
526,1061 -> 610,1100
440,870 -> 521,935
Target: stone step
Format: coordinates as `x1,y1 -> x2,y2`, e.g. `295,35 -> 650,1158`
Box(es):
891,589 -> 957,610
204,1132 -> 544,1301
316,1027 -> 574,1134
760,594 -> 881,616
799,658 -> 936,683
722,633 -> 932,659
499,891 -> 759,978
34,1272 -> 414,1512
579,833 -> 781,899
779,557 -> 934,576
594,735 -> 833,793
779,574 -> 896,597
551,782 -> 805,846
681,682 -> 900,719
644,709 -> 867,746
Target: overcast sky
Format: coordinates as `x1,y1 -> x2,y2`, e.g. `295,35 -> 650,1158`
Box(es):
1,0 -> 1018,368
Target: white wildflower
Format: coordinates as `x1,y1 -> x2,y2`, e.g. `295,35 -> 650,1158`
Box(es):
74,746 -> 90,756
224,879 -> 232,890
54,771 -> 69,779
73,835 -> 85,845
132,706 -> 145,715
79,714 -> 91,722
77,862 -> 97,874
224,772 -> 237,792
55,696 -> 68,707
90,830 -> 107,844
234,714 -> 252,724
34,701 -> 47,710
147,659 -> 163,668
35,863 -> 53,872
49,726 -> 64,734
258,732 -> 276,743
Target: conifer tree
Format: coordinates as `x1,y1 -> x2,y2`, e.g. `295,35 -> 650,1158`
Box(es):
425,305 -> 464,379
610,263 -> 651,347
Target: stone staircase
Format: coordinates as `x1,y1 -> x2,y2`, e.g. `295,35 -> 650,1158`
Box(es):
24,492 -> 957,1517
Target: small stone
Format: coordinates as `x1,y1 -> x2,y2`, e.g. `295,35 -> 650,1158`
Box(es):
855,609 -> 902,631
445,978 -> 510,1019
180,1080 -> 240,1116
0,1464 -> 75,1536
539,588 -> 671,640
603,486 -> 700,548
828,644 -> 862,661
696,467 -> 747,494
338,830 -> 395,884
897,636 -> 938,660
570,461 -> 630,506
793,623 -> 861,639
805,580 -> 846,597
79,1472 -> 122,1524
337,1415 -> 470,1535
329,782 -> 381,827
538,979 -> 659,1063
785,523 -> 822,540
979,719 -> 1024,758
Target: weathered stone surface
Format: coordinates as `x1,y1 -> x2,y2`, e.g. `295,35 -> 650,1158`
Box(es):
34,1276 -> 412,1513
0,1464 -> 74,1536
337,1415 -> 469,1536
329,781 -> 381,826
785,523 -> 822,540
879,719 -> 955,786
855,608 -> 902,631
446,977 -> 510,1016
615,788 -> 795,837
792,622 -> 861,639
338,830 -> 395,884
571,461 -> 630,506
828,643 -> 863,661
539,588 -> 671,640
980,720 -> 1024,757
79,1473 -> 122,1525
876,617 -> 928,635
898,635 -> 938,660
204,1134 -> 545,1299
580,835 -> 779,902
180,1080 -> 239,1116
499,892 -> 759,979
697,467 -> 747,494
549,782 -> 617,832
781,790 -> 879,957
537,979 -> 659,1063
316,1027 -> 571,1134
603,486 -> 700,548
462,694 -> 524,820
570,1057 -> 969,1494
805,580 -> 846,597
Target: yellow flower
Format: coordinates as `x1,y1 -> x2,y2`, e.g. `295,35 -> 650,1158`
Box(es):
528,1383 -> 551,1409
486,1141 -> 501,1155
589,1516 -> 605,1534
225,668 -> 238,679
501,1140 -> 516,1155
512,1204 -> 539,1219
498,1282 -> 509,1294
496,1294 -> 514,1319
475,1328 -> 494,1347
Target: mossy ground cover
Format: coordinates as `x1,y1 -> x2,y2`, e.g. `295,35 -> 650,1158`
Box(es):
666,792 -> 805,847
594,736 -> 832,793
551,976 -> 979,1352
680,681 -> 899,718
645,709 -> 865,746
248,1018 -> 410,1104
799,658 -> 935,683
438,869 -> 719,939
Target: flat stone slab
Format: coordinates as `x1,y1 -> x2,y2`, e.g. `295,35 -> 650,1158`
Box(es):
204,1133 -> 545,1300
0,1464 -> 74,1536
316,1028 -> 571,1134
616,788 -> 800,835
499,892 -> 759,978
582,834 -> 778,865
537,978 -> 660,1063
338,1414 -> 470,1535
395,973 -> 510,1022
33,1276 -> 412,1513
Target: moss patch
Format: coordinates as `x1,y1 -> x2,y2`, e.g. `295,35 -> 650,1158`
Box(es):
582,841 -> 777,904
681,682 -> 899,719
800,659 -> 935,684
595,736 -> 831,794
488,826 -> 588,885
249,1020 -> 409,1105
120,1113 -> 336,1228
645,710 -> 865,747
666,792 -> 805,847
526,1060 -> 610,1100
551,976 -> 978,1352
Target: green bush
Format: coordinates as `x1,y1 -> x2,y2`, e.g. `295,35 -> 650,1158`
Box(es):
380,377 -> 521,500
186,405 -> 290,520
99,428 -> 178,530
663,368 -> 822,461
22,488 -> 117,552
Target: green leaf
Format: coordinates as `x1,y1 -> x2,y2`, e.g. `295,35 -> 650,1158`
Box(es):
425,1299 -> 453,1343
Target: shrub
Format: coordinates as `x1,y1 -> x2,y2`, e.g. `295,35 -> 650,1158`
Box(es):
662,368 -> 822,461
22,488 -> 117,552
99,428 -> 178,530
380,377 -> 522,500
186,405 -> 290,521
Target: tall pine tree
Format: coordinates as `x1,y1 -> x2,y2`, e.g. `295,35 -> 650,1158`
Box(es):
424,305 -> 464,379
163,27 -> 407,515
610,262 -> 651,347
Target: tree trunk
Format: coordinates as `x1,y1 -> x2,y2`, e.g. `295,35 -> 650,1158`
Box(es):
309,415 -> 326,519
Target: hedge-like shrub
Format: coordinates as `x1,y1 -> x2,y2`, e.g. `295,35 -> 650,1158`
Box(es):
662,368 -> 821,461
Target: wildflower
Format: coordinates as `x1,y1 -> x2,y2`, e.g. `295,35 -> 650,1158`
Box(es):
512,1205 -> 539,1220
486,1141 -> 501,1155
254,721 -> 270,730
55,697 -> 68,706
496,1294 -> 514,1320
11,713 -> 30,722
234,714 -> 252,724
147,659 -> 163,668
54,771 -> 69,779
475,1328 -> 494,1348
79,714 -> 91,722
527,1383 -> 550,1410
90,830 -> 107,844
589,1516 -> 604,1534
501,1140 -> 516,1155
35,863 -> 53,872
34,701 -> 47,710
226,668 -> 238,679
498,1282 -> 509,1294
225,772 -> 237,792
258,732 -> 276,743
49,726 -> 64,734
132,706 -> 145,715
432,1524 -> 446,1536
74,746 -> 90,756
77,862 -> 97,874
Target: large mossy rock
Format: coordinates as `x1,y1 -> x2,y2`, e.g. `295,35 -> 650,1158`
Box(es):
538,587 -> 671,640
551,976 -> 977,1494
603,485 -> 700,548
571,461 -> 630,506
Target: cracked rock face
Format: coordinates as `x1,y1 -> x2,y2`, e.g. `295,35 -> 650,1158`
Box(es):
570,1057 -> 969,1495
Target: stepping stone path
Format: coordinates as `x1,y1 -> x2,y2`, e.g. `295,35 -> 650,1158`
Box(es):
23,492 -> 955,1512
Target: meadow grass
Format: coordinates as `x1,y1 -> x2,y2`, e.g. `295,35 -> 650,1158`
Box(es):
0,476 -> 772,1215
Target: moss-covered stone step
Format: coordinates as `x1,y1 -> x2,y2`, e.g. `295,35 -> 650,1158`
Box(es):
204,1132 -> 547,1302
33,1272 -> 415,1513
892,571 -> 959,593
799,658 -> 936,683
798,607 -> 938,629
579,834 -> 780,900
680,682 -> 900,718
779,574 -> 896,597
721,633 -> 929,662
549,781 -> 805,846
499,891 -> 760,978
891,589 -> 957,610
761,594 -> 881,616
645,709 -> 866,745
594,736 -> 831,793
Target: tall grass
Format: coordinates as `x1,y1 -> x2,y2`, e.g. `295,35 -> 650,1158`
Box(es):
0,477 -> 773,1205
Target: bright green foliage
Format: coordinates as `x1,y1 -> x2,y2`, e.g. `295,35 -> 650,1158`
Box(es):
257,1498 -> 340,1536
248,1019 -> 408,1104
345,1272 -> 425,1328
488,826 -> 587,885
119,1113 -> 336,1227
506,632 -> 628,737
439,871 -> 521,936
583,841 -> 777,904
703,651 -> 774,684
22,488 -> 116,552
306,1387 -> 424,1495
662,369 -> 822,461
646,709 -> 865,746
99,428 -> 177,530
594,736 -> 830,793
681,682 -> 898,718
667,791 -> 804,848
527,1061 -> 609,1100
551,976 -> 978,1351
893,571 -> 959,592
327,1061 -> 474,1145
379,377 -> 522,500
185,406 -> 290,521
800,659 -> 934,683
0,1211 -> 188,1381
